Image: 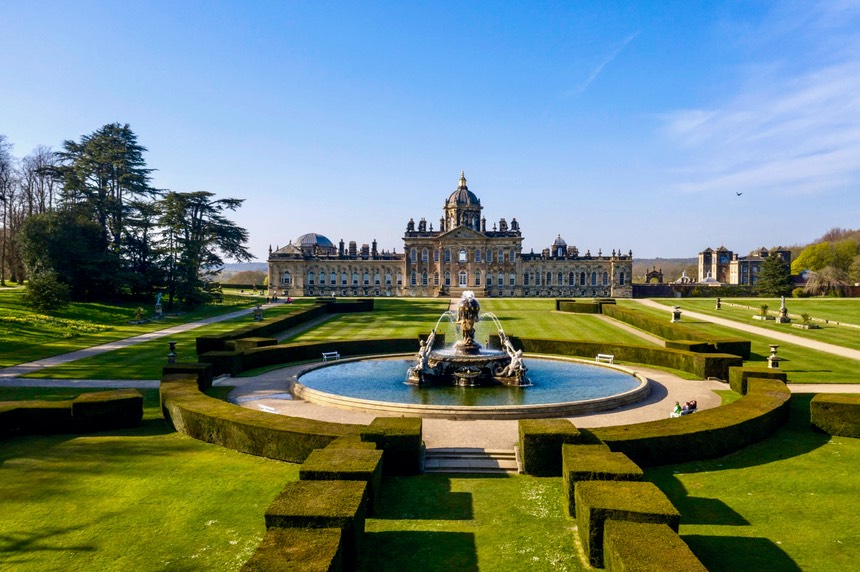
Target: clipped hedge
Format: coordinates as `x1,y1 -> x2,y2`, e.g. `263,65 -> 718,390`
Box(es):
576,480 -> 680,568
810,394 -> 860,438
198,351 -> 244,377
603,304 -> 751,359
592,378 -> 791,467
241,527 -> 343,572
604,521 -> 707,572
518,419 -> 581,476
491,336 -> 742,381
556,301 -> 602,314
325,435 -> 379,450
160,374 -> 362,463
265,480 -> 367,569
163,362 -> 214,391
71,389 -> 143,432
0,400 -> 73,438
225,337 -> 278,351
360,417 -> 423,476
197,304 -> 328,354
561,444 -> 643,516
300,448 -> 384,514
729,366 -> 787,395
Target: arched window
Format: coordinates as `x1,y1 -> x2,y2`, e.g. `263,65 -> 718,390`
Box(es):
459,249 -> 467,263
591,272 -> 597,286
341,272 -> 347,286
620,272 -> 626,286
498,249 -> 504,263
422,248 -> 429,263
434,249 -> 439,262
509,272 -> 516,286
580,272 -> 586,286
475,271 -> 481,286
411,271 -> 417,286
422,272 -> 428,286
321,272 -> 329,285
374,272 -> 380,285
434,272 -> 439,286
363,272 -> 370,285
475,250 -> 482,263
282,271 -> 292,285
524,273 -> 530,286
410,248 -> 417,263
499,274 -> 505,286
444,249 -> 451,263
546,272 -> 552,286
486,249 -> 493,263
385,272 -> 392,285
330,271 -> 336,285
510,248 -> 516,262
558,272 -> 564,285
307,271 -> 315,286
486,273 -> 494,287
459,271 -> 467,287
568,272 -> 575,286
396,273 -> 403,285
535,272 -> 541,286
603,272 -> 609,286
445,272 -> 451,286
352,272 -> 359,286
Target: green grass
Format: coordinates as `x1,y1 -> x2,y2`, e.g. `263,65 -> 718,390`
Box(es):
646,298 -> 860,351
618,300 -> 860,384
647,394 -> 860,571
0,388 -> 298,572
0,288 -> 261,368
363,474 -> 582,571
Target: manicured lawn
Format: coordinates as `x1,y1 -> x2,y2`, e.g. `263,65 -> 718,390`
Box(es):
364,474 -> 581,571
0,288 -> 261,368
618,300 -> 860,384
647,297 -> 860,351
647,394 -> 860,571
21,301 -> 316,380
0,388 -> 298,572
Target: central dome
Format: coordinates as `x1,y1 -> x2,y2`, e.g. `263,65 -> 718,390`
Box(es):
447,171 -> 480,206
294,233 -> 334,249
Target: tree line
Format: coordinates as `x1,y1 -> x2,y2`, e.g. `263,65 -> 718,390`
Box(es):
0,124 -> 251,310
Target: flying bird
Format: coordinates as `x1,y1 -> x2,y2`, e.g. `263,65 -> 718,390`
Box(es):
736,192 -> 743,196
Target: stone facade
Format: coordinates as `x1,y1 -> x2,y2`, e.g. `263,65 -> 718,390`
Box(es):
268,173 -> 633,298
698,246 -> 791,286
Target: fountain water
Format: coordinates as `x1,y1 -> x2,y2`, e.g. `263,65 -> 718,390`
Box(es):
407,291 -> 528,387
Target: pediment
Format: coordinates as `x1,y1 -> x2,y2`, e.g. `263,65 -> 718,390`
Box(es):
438,226 -> 485,241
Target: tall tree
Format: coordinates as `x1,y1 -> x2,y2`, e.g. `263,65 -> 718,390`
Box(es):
756,252 -> 793,297
0,135 -> 16,285
159,191 -> 252,307
56,123 -> 159,254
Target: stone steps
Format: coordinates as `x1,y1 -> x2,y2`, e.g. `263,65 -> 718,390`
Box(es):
423,448 -> 520,474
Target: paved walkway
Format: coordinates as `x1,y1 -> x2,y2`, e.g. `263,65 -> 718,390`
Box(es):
632,298 -> 860,362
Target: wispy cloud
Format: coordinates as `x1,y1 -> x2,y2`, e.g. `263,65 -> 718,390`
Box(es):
662,5 -> 860,197
566,32 -> 639,96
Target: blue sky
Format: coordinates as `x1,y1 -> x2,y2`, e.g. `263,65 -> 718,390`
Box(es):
2,1 -> 859,260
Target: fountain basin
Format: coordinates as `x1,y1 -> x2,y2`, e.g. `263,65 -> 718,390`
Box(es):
292,354 -> 650,420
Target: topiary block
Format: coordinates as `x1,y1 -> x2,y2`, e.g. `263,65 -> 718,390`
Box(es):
0,400 -> 73,438
325,435 -> 378,450
225,337 -> 278,351
360,417 -> 422,476
728,366 -> 787,395
265,480 -> 367,569
71,389 -> 143,432
300,448 -> 383,515
603,520 -> 707,572
810,393 -> 860,438
163,362 -> 214,391
198,350 -> 244,377
562,444 -> 643,516
576,480 -> 680,568
518,418 -> 581,476
241,527 -> 343,572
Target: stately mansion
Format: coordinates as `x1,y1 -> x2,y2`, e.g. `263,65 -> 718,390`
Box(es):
268,173 -> 633,298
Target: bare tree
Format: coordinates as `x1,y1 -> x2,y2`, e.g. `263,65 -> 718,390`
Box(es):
0,135 -> 16,285
20,146 -> 59,215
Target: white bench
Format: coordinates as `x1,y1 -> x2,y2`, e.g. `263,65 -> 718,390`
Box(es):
595,353 -> 614,364
322,351 -> 340,362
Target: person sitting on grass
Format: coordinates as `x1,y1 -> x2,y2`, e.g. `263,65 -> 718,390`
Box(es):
681,400 -> 697,415
670,401 -> 683,418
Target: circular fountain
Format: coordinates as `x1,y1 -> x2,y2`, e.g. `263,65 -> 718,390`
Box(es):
407,291 -> 528,387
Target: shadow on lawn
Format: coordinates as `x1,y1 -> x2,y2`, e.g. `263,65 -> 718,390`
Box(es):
682,535 -> 802,572
360,531 -> 478,572
374,475 -> 474,521
0,525 -> 95,565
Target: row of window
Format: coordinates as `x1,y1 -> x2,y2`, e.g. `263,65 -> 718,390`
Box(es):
285,270 -> 625,288
409,247 -> 517,264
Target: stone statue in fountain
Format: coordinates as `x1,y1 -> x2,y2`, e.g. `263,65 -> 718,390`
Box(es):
498,331 -> 527,381
455,290 -> 481,354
